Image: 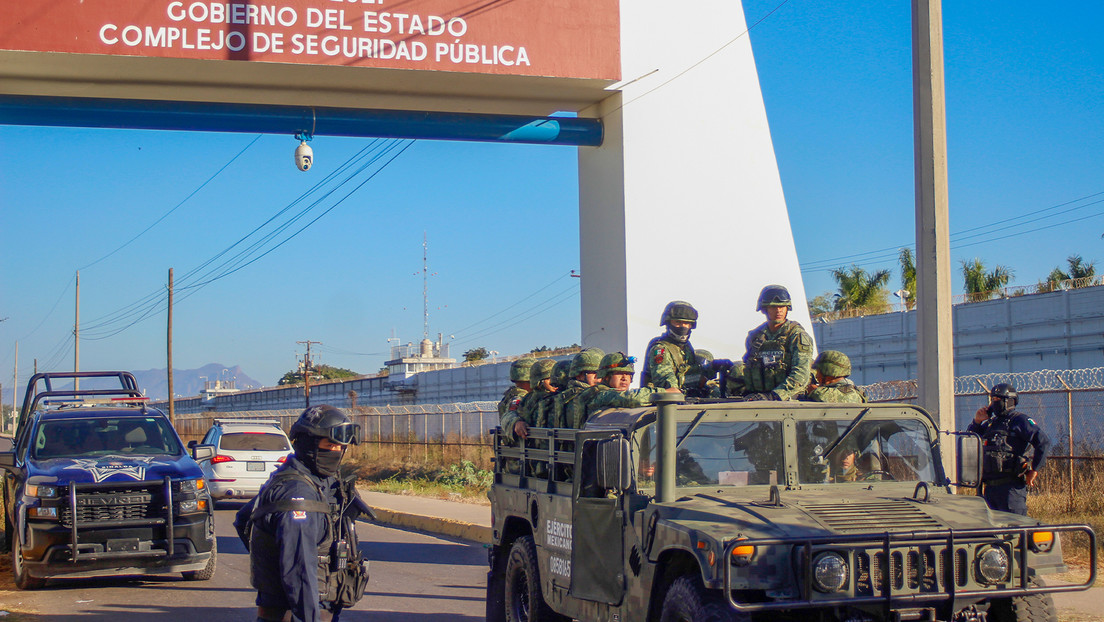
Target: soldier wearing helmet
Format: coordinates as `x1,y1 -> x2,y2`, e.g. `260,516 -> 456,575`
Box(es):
498,357 -> 534,420
641,301 -> 700,390
502,358 -> 557,442
551,348 -> 604,429
738,284 -> 814,401
805,351 -> 865,403
235,405 -> 370,622
586,352 -> 678,418
967,383 -> 1050,516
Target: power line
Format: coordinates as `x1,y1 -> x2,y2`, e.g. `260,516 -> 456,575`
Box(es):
448,270 -> 575,338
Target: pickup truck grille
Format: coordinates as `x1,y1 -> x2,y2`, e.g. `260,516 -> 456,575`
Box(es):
60,486 -> 163,527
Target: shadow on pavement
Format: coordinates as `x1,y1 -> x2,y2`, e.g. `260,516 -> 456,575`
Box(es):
359,540 -> 483,566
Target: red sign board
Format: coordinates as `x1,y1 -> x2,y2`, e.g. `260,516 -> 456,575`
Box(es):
0,0 -> 620,81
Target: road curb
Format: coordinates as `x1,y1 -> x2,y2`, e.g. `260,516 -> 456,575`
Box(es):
371,507 -> 491,545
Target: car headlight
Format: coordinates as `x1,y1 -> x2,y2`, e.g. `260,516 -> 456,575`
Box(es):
976,546 -> 1010,584
813,552 -> 849,593
25,484 -> 58,498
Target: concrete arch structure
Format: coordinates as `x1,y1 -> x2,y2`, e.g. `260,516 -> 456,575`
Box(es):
0,0 -> 810,367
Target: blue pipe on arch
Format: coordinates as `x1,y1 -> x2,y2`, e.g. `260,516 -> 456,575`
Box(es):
0,95 -> 603,146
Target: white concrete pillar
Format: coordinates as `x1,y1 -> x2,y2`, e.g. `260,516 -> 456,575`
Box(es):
578,0 -> 811,371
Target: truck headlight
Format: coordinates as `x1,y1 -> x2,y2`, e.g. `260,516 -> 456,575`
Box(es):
976,546 -> 1010,584
813,552 -> 849,593
25,484 -> 58,498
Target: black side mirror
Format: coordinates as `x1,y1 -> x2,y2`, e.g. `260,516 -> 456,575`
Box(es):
0,436 -> 13,452
187,440 -> 197,450
957,433 -> 983,488
0,450 -> 14,470
596,437 -> 632,492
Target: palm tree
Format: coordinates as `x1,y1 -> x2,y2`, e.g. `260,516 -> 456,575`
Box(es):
961,258 -> 1014,301
898,248 -> 917,309
831,265 -> 891,312
1065,254 -> 1095,280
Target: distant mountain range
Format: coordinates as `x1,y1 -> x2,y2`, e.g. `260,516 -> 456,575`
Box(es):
130,364 -> 262,401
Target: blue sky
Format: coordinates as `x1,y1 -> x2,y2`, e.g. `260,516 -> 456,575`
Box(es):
2,1 -> 1103,395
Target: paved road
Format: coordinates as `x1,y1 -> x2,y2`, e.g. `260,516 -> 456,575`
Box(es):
1,502 -> 487,621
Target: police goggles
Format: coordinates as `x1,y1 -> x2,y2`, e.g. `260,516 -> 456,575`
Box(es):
326,422 -> 361,445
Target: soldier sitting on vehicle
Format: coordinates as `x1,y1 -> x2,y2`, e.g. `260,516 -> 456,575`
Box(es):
804,351 -> 866,403
585,352 -> 678,417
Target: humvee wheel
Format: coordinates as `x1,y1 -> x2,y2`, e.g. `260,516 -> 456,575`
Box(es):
11,535 -> 46,590
988,576 -> 1057,622
182,538 -> 217,581
504,535 -> 569,622
660,575 -> 745,622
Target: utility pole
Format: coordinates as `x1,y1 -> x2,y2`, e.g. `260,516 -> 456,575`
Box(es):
167,268 -> 175,426
74,271 -> 80,391
913,0 -> 956,477
13,342 -> 18,431
297,340 -> 321,408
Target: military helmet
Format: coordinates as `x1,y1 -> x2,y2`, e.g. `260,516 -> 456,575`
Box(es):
660,300 -> 698,328
813,350 -> 852,378
598,352 -> 637,377
695,349 -> 714,366
550,360 -> 572,389
509,357 -> 535,382
990,383 -> 1018,408
529,358 -> 557,384
756,284 -> 792,311
290,404 -> 360,445
569,347 -> 604,378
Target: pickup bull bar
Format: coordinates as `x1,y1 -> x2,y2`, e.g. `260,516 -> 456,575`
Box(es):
722,524 -> 1096,614
65,476 -> 176,562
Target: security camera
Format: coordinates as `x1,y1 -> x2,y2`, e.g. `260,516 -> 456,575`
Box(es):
295,140 -> 313,172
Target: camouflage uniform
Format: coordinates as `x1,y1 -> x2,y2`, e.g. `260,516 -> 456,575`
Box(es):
497,358 -> 534,418
550,348 -> 604,429
742,320 -> 813,400
684,349 -> 723,398
501,358 -> 555,442
586,352 -> 668,417
641,301 -> 699,390
806,351 -> 864,403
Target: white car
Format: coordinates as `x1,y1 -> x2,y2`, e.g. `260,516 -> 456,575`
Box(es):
194,419 -> 292,501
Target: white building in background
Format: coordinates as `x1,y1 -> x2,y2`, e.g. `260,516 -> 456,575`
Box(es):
200,379 -> 240,401
384,335 -> 457,393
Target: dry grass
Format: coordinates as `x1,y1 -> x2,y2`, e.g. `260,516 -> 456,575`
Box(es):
1028,459 -> 1104,576
343,436 -> 493,503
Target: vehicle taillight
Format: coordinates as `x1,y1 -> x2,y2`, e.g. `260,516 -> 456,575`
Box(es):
278,455 -> 287,463
211,454 -> 235,464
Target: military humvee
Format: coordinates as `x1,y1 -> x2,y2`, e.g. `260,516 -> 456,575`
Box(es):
486,394 -> 1095,622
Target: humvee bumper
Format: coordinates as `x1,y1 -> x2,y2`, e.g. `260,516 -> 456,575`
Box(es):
722,524 -> 1096,613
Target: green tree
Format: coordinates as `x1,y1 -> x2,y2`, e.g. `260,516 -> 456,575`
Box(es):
961,258 -> 1013,301
278,364 -> 358,386
831,265 -> 891,312
898,248 -> 917,310
463,347 -> 489,363
807,292 -> 835,317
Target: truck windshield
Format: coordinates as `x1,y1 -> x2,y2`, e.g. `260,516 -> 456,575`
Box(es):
33,417 -> 183,458
797,418 -> 937,484
636,421 -> 785,488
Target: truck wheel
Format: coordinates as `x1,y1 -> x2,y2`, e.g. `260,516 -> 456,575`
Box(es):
988,576 -> 1057,622
660,575 -> 744,622
182,538 -> 217,581
504,535 -> 569,622
11,536 -> 46,590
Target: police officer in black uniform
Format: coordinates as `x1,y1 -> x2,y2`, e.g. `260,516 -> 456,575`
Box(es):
235,405 -> 370,622
967,384 -> 1050,516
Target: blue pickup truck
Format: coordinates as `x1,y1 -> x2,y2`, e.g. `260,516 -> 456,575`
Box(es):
0,371 -> 217,589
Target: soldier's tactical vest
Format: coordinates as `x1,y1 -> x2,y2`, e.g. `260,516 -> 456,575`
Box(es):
745,322 -> 803,393
641,336 -> 693,389
248,469 -> 338,602
979,415 -> 1021,482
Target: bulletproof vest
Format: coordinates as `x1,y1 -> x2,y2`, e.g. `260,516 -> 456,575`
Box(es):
248,468 -> 338,602
497,386 -> 526,418
641,335 -> 692,389
980,415 -> 1021,481
745,322 -> 800,393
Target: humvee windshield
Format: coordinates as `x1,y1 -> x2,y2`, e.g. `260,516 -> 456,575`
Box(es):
33,417 -> 183,459
636,421 -> 786,487
796,418 -> 937,484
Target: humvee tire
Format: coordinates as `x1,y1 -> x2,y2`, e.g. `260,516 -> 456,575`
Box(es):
988,576 -> 1058,622
11,535 -> 46,590
182,538 -> 217,581
660,575 -> 747,622
504,535 -> 569,622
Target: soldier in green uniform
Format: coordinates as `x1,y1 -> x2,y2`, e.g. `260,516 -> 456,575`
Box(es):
497,358 -> 534,419
501,358 -> 556,442
551,348 -> 604,429
641,301 -> 699,390
587,352 -> 678,417
805,351 -> 865,403
740,284 -> 814,401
